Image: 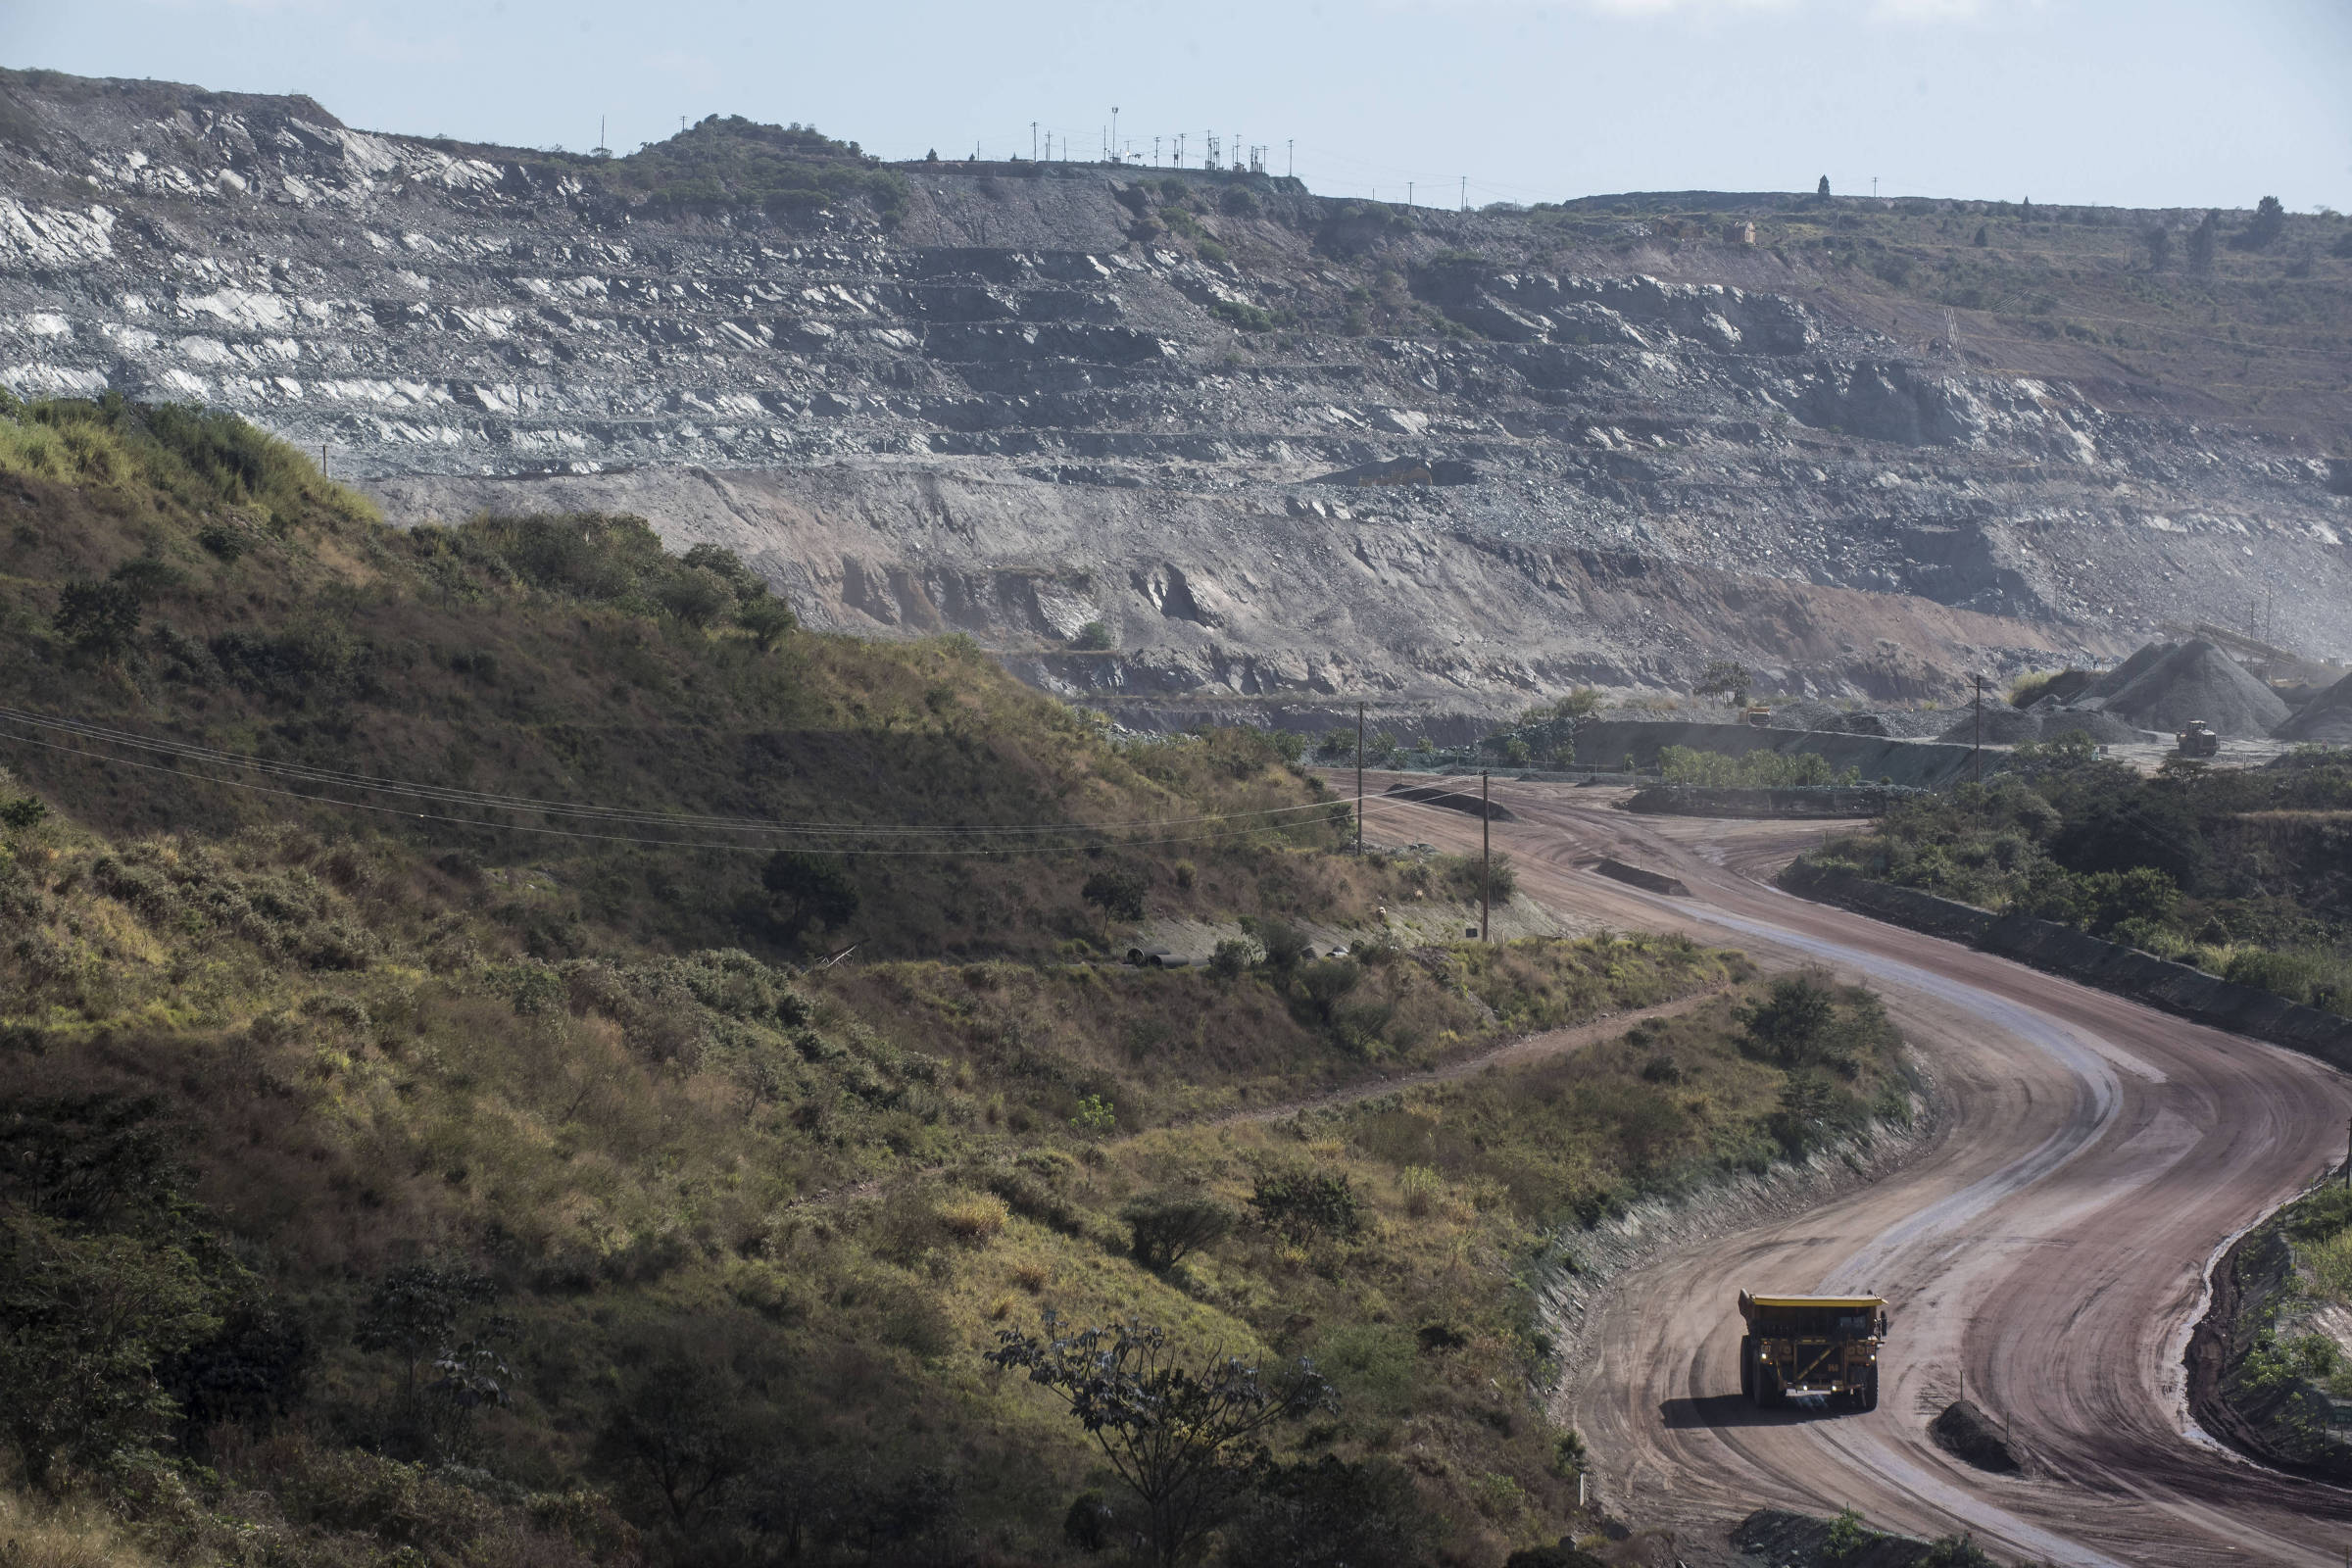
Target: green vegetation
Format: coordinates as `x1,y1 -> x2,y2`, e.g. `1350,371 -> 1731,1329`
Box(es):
1658,747 -> 1861,789
1795,735 -> 2352,1013
593,115 -> 908,224
0,399 -> 1936,1565
2215,1185 -> 2352,1479
0,394 -> 1375,966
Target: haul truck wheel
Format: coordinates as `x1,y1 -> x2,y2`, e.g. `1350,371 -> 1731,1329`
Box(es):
1740,1336 -> 1754,1398
1758,1364 -> 1784,1409
1860,1366 -> 1879,1411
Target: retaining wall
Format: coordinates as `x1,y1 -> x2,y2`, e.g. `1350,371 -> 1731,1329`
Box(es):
1780,861 -> 2352,1073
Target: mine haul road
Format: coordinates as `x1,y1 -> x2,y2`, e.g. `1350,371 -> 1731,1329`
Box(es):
1350,776 -> 2352,1567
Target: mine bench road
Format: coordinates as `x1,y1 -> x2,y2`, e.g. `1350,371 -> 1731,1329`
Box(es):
1343,774 -> 2352,1568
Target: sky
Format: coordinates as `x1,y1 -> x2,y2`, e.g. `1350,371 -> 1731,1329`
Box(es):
3,0 -> 2348,213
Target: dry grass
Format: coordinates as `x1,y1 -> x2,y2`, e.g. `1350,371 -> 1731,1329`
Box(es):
0,1488 -> 163,1568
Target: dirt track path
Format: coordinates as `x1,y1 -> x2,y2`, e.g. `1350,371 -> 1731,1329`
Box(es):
1348,776 -> 2352,1568
1203,983 -> 1732,1128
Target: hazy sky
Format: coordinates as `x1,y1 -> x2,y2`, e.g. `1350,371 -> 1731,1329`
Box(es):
4,0 -> 2347,212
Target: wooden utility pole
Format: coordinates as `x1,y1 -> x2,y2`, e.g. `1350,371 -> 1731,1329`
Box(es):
1480,770 -> 1492,942
1973,674 -> 1985,786
1354,702 -> 1365,858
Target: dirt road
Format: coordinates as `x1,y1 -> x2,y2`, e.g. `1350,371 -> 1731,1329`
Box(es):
1348,777 -> 2352,1567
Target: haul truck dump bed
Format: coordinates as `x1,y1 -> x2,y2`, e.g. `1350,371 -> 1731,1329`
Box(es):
1738,1292 -> 1887,1410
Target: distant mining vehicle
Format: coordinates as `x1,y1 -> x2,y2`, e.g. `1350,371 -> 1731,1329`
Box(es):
1738,1292 -> 1887,1409
1745,704 -> 1773,726
2176,719 -> 2221,758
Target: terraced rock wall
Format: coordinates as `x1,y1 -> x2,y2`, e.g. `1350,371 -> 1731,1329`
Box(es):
4,68 -> 2349,719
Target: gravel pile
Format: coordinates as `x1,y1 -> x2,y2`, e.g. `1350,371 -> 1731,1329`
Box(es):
1768,703 -> 1966,739
2276,672 -> 2352,743
1936,707 -> 2145,746
2089,639 -> 2291,737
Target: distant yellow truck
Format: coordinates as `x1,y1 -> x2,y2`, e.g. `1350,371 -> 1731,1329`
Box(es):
1739,1291 -> 1887,1410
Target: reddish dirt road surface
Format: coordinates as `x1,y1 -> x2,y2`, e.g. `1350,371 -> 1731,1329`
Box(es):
1346,775 -> 2352,1568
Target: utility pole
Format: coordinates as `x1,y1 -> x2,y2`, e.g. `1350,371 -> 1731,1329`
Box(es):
1407,181 -> 1413,208
1973,674 -> 1985,786
1355,703 -> 1365,858
1287,139 -> 1294,177
1481,770 -> 1492,942
1031,122 -> 1038,161
1460,175 -> 1467,212
318,441 -> 327,479
1111,107 -> 1119,164
1153,135 -> 1161,168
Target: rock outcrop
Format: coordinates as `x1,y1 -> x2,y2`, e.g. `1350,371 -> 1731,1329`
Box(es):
3,69 -> 2348,721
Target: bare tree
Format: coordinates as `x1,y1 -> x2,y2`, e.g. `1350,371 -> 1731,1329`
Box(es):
986,1313 -> 1330,1565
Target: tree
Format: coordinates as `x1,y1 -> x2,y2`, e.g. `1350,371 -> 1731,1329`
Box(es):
1081,864 -> 1148,924
2234,194 -> 2287,251
1736,972 -> 1839,1068
351,1261 -> 499,1428
53,580 -> 142,657
2142,223 -> 2174,270
985,1313 -> 1332,1567
1121,1191 -> 1237,1271
1248,1164 -> 1362,1245
598,1350 -> 769,1532
1817,175 -> 1831,197
1693,660 -> 1752,708
657,565 -> 736,627
760,851 -> 859,942
2187,210 -> 2221,273
734,594 -> 798,652
1972,223 -> 1989,247
1073,619 -> 1115,651
0,1212 -> 221,1488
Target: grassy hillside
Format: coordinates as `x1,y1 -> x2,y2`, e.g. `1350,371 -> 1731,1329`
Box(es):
0,397 -> 1924,1567
0,391 -> 1388,965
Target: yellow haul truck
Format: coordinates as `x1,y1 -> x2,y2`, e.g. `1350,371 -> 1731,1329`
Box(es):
1738,1292 -> 1887,1410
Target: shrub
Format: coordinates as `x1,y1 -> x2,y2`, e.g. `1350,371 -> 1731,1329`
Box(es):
1120,1191 -> 1236,1270
1248,918 -> 1313,974
1249,1165 -> 1362,1245
758,852 -> 859,944
1736,972 -> 1839,1069
1224,1454 -> 1439,1568
53,580 -> 142,656
1073,619 -> 1115,650
1209,937 -> 1262,981
735,594 -> 797,651
937,1192 -> 1010,1244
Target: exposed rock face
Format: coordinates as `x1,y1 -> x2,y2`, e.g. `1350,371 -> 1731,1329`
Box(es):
3,70 -> 2348,720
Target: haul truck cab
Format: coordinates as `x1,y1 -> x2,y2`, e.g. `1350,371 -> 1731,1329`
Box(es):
1738,1292 -> 1887,1410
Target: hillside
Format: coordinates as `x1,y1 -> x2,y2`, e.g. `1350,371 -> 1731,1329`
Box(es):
0,391 -> 1391,964
3,69 -> 2348,732
0,399 -> 1942,1567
